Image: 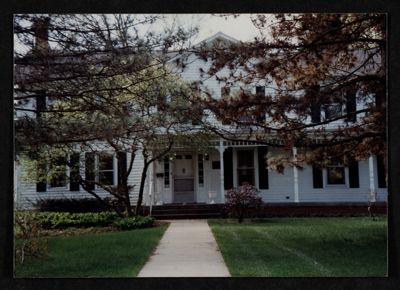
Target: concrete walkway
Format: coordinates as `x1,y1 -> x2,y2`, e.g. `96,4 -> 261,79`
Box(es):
138,219 -> 231,277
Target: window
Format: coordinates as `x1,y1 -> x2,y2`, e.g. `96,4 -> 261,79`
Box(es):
326,159 -> 345,185
237,150 -> 255,186
85,152 -> 95,190
324,90 -> 352,121
164,157 -> 170,188
98,153 -> 114,185
156,95 -> 168,111
191,82 -> 203,126
35,94 -> 46,119
255,86 -> 266,123
345,90 -> 357,122
324,103 -> 343,120
198,155 -> 204,187
49,156 -> 67,187
307,85 -> 321,123
221,86 -> 230,99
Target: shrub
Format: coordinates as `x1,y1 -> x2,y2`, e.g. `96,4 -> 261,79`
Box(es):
33,198 -> 111,213
225,183 -> 262,223
113,216 -> 155,230
14,211 -> 48,265
33,211 -> 119,229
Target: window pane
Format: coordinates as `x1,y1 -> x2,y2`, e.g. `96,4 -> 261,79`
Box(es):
238,169 -> 255,186
221,87 -> 230,98
99,154 -> 113,170
237,150 -> 254,167
325,103 -> 342,119
50,157 -> 66,187
99,171 -> 114,185
237,150 -> 255,186
327,167 -> 345,184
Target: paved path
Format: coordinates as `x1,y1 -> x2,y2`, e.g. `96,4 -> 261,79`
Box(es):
138,219 -> 231,277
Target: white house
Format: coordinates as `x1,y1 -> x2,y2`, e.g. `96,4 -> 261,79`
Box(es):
14,32 -> 387,209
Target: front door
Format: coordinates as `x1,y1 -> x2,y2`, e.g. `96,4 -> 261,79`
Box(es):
173,153 -> 195,203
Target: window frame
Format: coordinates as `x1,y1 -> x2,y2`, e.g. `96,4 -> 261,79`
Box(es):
236,149 -> 256,186
325,158 -> 347,187
48,157 -> 68,189
97,153 -> 115,186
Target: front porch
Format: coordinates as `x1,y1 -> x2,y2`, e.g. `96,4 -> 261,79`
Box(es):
148,140 -> 266,206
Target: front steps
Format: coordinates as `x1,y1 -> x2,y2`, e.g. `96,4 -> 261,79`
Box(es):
142,203 -> 225,219
141,202 -> 387,220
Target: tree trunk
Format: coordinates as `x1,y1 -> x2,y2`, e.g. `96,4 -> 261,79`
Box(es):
135,160 -> 150,216
79,180 -> 125,217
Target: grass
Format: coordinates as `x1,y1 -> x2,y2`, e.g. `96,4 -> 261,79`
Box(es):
209,216 -> 387,277
14,224 -> 168,278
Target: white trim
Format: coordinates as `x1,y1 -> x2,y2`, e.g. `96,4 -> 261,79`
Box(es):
113,154 -> 118,187
218,139 -> 225,203
369,155 -> 377,202
194,31 -> 239,47
254,147 -> 260,189
293,147 -> 300,203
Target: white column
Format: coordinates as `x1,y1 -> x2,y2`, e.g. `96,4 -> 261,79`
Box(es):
149,161 -> 154,215
293,147 -> 300,203
218,139 -> 226,203
369,155 -> 377,202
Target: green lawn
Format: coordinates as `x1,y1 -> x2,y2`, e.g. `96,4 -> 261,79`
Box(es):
15,225 -> 168,277
209,217 -> 387,277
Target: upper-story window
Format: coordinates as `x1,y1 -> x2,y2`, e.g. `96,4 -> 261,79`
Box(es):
255,86 -> 266,123
308,85 -> 321,123
324,89 -> 357,122
156,95 -> 168,111
36,95 -> 47,118
221,86 -> 230,99
324,102 -> 343,120
190,82 -> 203,126
308,85 -> 357,123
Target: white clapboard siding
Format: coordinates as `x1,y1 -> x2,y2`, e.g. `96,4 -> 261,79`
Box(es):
15,151 -> 147,209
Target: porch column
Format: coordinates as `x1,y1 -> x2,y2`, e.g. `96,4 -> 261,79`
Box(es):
218,139 -> 226,203
292,147 -> 300,203
148,161 -> 155,215
369,155 -> 377,202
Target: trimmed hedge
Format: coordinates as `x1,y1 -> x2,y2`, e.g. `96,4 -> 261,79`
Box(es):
34,212 -> 119,229
113,216 -> 155,230
16,211 -> 155,230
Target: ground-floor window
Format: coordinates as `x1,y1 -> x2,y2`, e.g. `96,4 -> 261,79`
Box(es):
49,156 -> 67,188
237,149 -> 255,186
326,159 -> 346,185
198,154 -> 204,187
164,157 -> 170,188
98,153 -> 115,185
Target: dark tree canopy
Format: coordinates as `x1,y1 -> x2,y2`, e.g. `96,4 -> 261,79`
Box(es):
196,13 -> 386,169
14,14 -> 206,216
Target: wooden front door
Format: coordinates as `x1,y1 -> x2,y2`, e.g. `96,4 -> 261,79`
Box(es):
173,153 -> 195,203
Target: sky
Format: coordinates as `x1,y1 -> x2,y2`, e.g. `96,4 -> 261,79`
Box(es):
156,14 -> 266,44
14,14 -> 271,53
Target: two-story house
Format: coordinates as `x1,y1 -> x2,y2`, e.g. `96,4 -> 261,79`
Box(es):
14,31 -> 387,210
